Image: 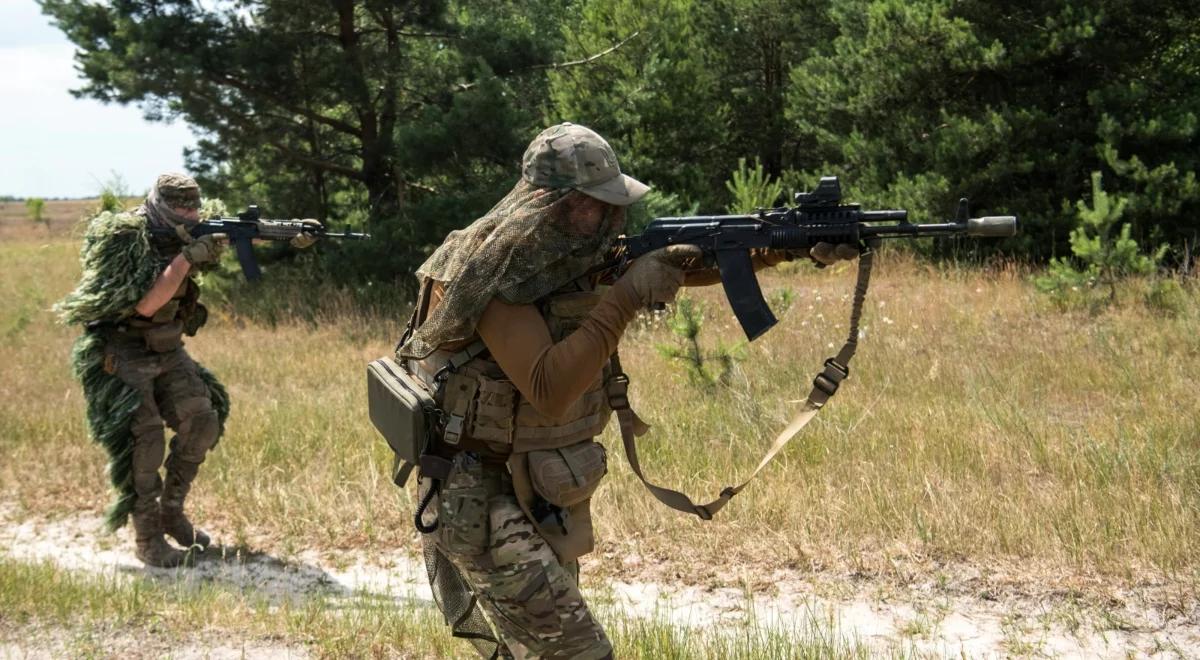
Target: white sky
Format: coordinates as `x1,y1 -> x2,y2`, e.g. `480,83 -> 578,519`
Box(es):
0,0 -> 195,199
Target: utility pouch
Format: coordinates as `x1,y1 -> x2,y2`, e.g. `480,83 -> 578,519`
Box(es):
142,320 -> 184,353
150,300 -> 181,324
527,440 -> 607,508
470,376 -> 516,447
367,356 -> 436,485
182,302 -> 208,337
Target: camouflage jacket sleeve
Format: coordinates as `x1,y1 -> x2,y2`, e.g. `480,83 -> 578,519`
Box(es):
55,212 -> 160,326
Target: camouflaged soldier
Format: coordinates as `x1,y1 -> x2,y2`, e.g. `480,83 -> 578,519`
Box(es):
57,173 -> 242,567
394,123 -> 857,658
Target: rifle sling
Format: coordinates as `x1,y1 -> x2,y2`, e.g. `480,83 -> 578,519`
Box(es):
608,246 -> 876,520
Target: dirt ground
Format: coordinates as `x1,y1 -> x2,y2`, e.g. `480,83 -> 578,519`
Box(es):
1,505 -> 1194,658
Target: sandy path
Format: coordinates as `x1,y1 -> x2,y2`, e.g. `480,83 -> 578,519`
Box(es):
0,507 -> 1195,658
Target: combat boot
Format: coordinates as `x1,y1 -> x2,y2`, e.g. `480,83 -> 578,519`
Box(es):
131,506 -> 185,568
161,459 -> 211,549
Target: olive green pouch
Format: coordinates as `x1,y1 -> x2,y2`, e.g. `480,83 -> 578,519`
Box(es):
143,320 -> 184,352
367,357 -> 435,485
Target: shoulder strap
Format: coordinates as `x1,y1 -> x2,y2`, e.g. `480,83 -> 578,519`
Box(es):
396,277 -> 435,354
607,245 -> 876,520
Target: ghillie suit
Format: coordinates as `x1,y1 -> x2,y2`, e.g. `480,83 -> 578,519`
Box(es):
56,209 -> 229,535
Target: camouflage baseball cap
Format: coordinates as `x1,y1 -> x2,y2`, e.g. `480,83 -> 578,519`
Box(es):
154,172 -> 201,210
521,123 -> 649,206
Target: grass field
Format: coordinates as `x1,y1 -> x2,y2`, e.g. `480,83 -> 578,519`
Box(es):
1,200 -> 1197,656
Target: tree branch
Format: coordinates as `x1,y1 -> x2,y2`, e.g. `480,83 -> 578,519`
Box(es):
528,31 -> 641,71
188,88 -> 363,180
454,31 -> 641,91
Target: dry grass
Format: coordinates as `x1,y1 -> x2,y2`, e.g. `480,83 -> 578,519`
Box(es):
600,257 -> 1200,586
0,556 -> 871,658
2,204 -> 1198,603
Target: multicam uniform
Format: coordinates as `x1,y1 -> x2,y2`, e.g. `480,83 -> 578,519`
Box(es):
397,122 -> 777,659
408,275 -> 635,659
57,174 -> 229,568
394,123 -> 657,659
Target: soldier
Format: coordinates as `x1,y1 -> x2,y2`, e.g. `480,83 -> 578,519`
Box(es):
57,173 -> 314,568
395,123 -> 857,658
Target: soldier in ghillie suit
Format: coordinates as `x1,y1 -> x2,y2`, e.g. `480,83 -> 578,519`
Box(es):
57,173 -> 233,568
396,123 -> 856,658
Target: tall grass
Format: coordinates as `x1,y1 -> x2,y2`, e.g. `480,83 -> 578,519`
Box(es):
2,211 -> 1198,592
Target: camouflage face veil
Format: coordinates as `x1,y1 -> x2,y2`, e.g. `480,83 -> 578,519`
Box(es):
142,172 -> 202,228
399,123 -> 647,359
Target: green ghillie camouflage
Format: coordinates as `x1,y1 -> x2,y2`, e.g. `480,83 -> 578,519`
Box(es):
399,180 -> 625,359
56,211 -> 159,326
70,333 -> 229,531
56,211 -> 228,531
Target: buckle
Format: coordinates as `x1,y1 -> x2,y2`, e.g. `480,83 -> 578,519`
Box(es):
812,374 -> 839,397
443,415 -> 464,445
812,358 -> 850,397
823,358 -> 849,379
605,373 -> 631,410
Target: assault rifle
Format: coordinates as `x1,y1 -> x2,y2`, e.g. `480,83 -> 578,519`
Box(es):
610,176 -> 1017,340
150,205 -> 371,281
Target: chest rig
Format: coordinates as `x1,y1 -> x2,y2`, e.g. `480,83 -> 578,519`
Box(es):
394,278 -> 619,560
93,218 -> 206,348
408,279 -> 614,458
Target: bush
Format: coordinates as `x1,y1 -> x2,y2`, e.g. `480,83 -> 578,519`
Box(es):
1034,172 -> 1167,309
725,158 -> 785,213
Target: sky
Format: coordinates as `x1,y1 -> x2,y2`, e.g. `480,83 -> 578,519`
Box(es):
0,0 -> 195,199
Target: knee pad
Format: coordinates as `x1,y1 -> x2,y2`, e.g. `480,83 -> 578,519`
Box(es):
177,408 -> 220,463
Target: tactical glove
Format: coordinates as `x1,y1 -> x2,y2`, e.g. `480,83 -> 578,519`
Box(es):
618,244 -> 704,308
290,219 -> 323,249
181,234 -> 224,267
809,242 -> 860,266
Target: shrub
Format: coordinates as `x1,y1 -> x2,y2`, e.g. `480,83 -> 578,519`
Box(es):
655,297 -> 745,388
1034,171 -> 1167,309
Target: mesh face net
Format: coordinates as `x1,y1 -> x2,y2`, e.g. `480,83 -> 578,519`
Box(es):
424,541 -> 506,659
140,185 -> 198,229
399,180 -> 624,359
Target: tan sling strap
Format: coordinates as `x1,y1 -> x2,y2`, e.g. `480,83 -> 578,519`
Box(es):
606,246 -> 876,520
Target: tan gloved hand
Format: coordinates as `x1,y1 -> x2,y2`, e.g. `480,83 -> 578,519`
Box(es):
182,234 -> 224,267
809,242 -> 860,267
290,219 -> 323,249
618,244 -> 705,308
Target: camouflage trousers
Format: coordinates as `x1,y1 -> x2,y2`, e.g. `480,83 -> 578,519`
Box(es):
106,339 -> 220,516
421,452 -> 611,660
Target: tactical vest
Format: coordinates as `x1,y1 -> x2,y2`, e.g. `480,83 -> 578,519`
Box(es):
407,280 -> 612,561
108,221 -> 206,347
